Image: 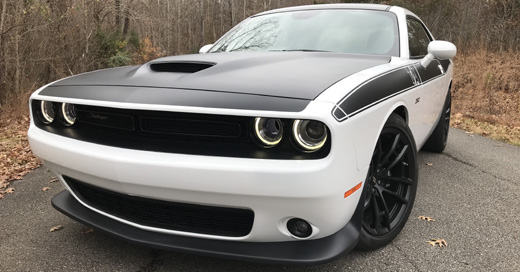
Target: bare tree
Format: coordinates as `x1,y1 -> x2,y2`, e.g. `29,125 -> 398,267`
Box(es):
0,0 -> 518,108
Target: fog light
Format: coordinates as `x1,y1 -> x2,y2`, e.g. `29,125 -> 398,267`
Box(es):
61,103 -> 77,126
287,218 -> 312,238
39,100 -> 55,124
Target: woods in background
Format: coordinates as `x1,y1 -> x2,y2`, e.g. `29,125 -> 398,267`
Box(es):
0,0 -> 518,108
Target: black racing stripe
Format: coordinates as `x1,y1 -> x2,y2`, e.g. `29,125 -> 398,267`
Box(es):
332,59 -> 451,121
333,107 -> 347,120
39,86 -> 310,112
336,67 -> 414,118
414,60 -> 442,83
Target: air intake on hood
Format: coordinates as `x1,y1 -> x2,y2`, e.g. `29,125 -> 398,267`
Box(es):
149,62 -> 214,73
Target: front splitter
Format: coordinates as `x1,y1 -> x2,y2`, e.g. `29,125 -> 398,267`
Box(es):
52,190 -> 362,265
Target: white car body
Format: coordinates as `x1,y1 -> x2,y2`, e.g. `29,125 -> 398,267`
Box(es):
28,4 -> 454,264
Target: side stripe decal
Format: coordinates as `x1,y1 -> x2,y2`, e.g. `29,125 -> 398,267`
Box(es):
332,59 -> 450,122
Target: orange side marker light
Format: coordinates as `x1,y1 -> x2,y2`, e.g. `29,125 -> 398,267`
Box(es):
344,182 -> 363,198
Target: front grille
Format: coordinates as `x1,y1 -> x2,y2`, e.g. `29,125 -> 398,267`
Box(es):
140,117 -> 241,138
32,102 -> 331,159
64,176 -> 254,237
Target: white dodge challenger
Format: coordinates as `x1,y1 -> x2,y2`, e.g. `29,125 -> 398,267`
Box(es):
28,4 -> 456,264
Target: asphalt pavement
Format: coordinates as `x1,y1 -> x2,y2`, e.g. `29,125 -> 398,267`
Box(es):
1,128 -> 519,272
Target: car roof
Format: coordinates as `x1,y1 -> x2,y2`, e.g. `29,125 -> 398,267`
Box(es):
253,4 -> 392,17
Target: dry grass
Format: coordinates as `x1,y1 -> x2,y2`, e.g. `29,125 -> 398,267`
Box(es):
452,50 -> 520,128
452,113 -> 520,146
451,50 -> 520,146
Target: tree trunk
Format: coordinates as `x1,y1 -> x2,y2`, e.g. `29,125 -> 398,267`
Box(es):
243,0 -> 246,19
220,0 -> 224,36
0,0 -> 6,106
122,0 -> 132,37
167,0 -> 171,53
13,0 -> 21,97
0,0 -> 6,48
177,0 -> 181,54
230,0 -> 235,27
200,0 -> 205,47
115,0 -> 121,29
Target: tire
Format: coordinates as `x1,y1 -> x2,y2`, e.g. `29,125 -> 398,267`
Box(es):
422,90 -> 451,153
357,114 -> 418,250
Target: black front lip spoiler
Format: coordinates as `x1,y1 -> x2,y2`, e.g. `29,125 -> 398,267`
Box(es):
52,190 -> 363,265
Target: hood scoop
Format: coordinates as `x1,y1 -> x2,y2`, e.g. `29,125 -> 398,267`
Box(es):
149,62 -> 214,73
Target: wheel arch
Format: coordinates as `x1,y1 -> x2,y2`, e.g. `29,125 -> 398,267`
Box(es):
392,105 -> 408,124
354,102 -> 410,173
349,103 -> 416,246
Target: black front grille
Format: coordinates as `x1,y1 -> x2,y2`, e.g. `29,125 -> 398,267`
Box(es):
76,109 -> 134,130
141,117 -> 241,138
32,102 -> 331,159
64,176 -> 254,237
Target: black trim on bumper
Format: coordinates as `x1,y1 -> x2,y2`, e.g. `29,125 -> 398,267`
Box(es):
52,190 -> 363,264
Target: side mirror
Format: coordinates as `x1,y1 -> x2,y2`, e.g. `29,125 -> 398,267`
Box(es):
420,41 -> 457,68
199,44 -> 214,54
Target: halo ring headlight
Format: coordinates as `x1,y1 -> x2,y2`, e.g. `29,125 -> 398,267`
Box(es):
61,103 -> 77,126
39,101 -> 55,124
293,120 -> 328,152
254,117 -> 283,147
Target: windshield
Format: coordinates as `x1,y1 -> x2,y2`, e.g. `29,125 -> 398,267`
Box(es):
210,9 -> 399,56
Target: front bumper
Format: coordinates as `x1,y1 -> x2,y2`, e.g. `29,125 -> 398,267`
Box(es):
52,189 -> 363,264
29,119 -> 365,242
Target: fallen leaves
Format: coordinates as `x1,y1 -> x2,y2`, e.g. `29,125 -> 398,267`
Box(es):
419,215 -> 447,248
452,114 -> 520,146
0,112 -> 41,199
0,187 -> 15,199
418,216 -> 435,222
42,187 -> 51,191
48,177 -> 58,183
82,228 -> 94,234
50,225 -> 64,232
465,131 -> 475,137
427,238 -> 448,247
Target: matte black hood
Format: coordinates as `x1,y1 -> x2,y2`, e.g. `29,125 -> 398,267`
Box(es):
50,52 -> 389,100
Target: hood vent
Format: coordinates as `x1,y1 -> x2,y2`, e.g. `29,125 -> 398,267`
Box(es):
149,62 -> 214,73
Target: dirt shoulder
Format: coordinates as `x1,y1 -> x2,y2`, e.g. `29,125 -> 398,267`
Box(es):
452,113 -> 520,146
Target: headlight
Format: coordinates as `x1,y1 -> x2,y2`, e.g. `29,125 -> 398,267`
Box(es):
254,117 -> 283,147
293,120 -> 328,152
61,103 -> 77,126
39,101 -> 55,124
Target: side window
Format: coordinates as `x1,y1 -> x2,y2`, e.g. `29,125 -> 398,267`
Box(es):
407,18 -> 431,58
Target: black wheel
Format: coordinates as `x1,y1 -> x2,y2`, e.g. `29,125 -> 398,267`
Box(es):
422,90 -> 451,153
357,114 -> 418,250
